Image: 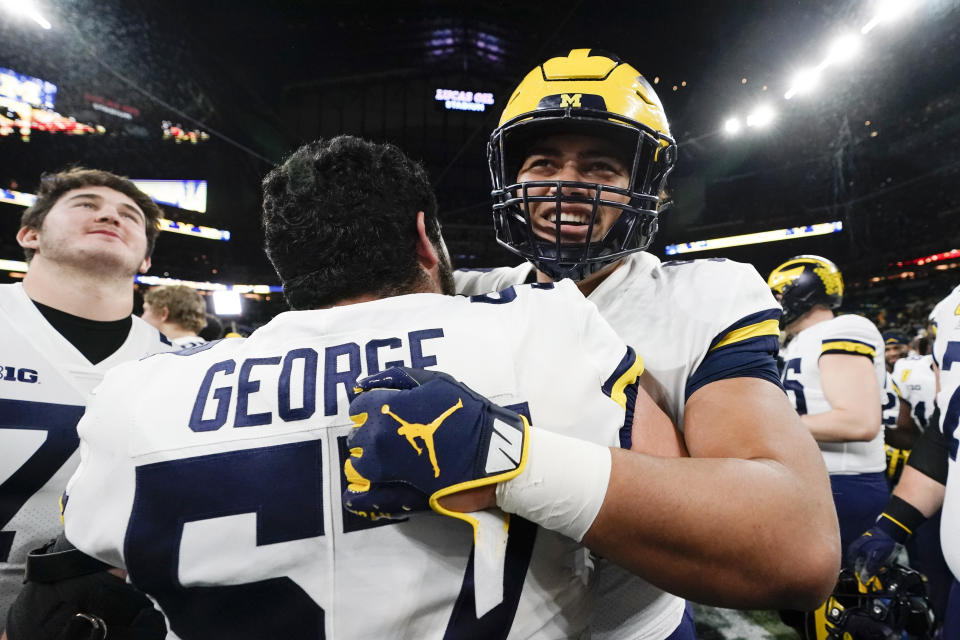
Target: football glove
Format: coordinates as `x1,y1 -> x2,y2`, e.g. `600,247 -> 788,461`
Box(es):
343,367 -> 529,526
847,519 -> 907,585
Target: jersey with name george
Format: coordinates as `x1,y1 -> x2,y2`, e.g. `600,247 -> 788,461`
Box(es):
0,282 -> 171,620
63,282 -> 641,640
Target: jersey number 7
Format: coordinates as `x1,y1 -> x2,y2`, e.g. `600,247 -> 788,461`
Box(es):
0,399 -> 84,562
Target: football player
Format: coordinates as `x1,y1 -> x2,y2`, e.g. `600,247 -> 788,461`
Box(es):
848,285 -> 960,638
0,168 -> 171,630
141,284 -> 209,349
43,136 -> 687,639
452,49 -> 841,637
768,256 -> 888,559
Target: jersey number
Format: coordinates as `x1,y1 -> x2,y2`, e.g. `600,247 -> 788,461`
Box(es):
782,358 -> 807,415
0,399 -> 84,562
938,341 -> 960,460
881,391 -> 898,427
126,402 -> 536,639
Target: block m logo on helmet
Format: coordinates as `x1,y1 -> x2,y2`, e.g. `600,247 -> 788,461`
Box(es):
535,93 -> 606,111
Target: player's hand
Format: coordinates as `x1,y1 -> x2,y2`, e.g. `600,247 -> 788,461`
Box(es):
343,367 -> 528,523
847,524 -> 900,584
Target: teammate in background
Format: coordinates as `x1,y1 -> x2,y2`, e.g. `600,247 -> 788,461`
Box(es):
879,319 -> 951,623
886,332 -> 936,475
848,286 -> 960,638
0,168 -> 171,629
452,49 -> 840,638
45,136 -> 687,639
141,284 -> 208,349
884,331 -> 910,373
768,256 -> 888,559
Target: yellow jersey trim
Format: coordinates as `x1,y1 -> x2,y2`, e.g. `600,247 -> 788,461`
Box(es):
609,354 -> 645,410
821,340 -> 877,358
711,319 -> 781,351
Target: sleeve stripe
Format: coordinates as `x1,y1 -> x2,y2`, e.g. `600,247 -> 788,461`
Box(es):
707,308 -> 782,351
711,319 -> 781,351
601,347 -> 645,410
891,379 -> 903,398
820,339 -> 876,358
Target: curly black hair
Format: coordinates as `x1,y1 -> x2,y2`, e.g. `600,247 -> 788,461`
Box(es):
262,136 -> 445,310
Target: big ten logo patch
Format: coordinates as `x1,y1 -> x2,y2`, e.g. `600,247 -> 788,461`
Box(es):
1,366 -> 38,383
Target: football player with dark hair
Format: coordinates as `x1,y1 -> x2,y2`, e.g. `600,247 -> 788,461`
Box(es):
848,286 -> 960,639
433,49 -> 842,638
768,256 -> 888,558
28,135 -> 687,639
1,167 -> 170,634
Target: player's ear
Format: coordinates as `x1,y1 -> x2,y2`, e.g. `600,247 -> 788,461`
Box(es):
139,256 -> 151,274
16,226 -> 40,250
414,211 -> 439,272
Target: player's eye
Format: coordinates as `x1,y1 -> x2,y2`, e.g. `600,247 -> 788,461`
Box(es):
529,157 -> 553,169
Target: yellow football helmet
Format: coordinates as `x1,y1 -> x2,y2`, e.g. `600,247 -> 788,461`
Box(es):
767,255 -> 844,327
488,49 -> 677,280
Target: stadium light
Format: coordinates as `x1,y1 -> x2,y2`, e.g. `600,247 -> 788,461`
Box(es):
0,0 -> 51,29
211,290 -> 243,317
723,117 -> 742,135
664,221 -> 844,255
746,105 -> 775,128
826,34 -> 862,65
784,68 -> 821,99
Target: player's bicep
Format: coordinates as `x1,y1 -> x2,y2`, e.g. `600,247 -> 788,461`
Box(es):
630,371 -> 686,457
684,377 -> 819,468
818,353 -> 882,423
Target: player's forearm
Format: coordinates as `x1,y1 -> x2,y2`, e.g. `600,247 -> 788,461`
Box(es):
892,465 -> 946,517
582,448 -> 840,610
801,408 -> 880,442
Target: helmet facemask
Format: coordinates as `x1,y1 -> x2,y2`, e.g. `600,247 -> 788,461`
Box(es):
489,109 -> 676,281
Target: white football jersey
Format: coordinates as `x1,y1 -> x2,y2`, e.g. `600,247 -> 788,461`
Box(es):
0,282 -> 171,620
891,355 -> 937,430
64,282 -> 643,640
779,314 -> 886,474
882,371 -> 901,431
170,335 -> 207,350
456,253 -> 783,640
930,284 -> 960,580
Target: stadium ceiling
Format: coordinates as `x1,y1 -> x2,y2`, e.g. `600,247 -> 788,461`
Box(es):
0,0 -> 957,282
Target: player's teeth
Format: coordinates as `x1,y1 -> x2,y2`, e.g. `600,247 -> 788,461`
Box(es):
548,213 -> 588,224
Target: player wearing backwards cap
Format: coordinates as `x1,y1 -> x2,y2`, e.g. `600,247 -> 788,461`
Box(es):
371,49 -> 841,639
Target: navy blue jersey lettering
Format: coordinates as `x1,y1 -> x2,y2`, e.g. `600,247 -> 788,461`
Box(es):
189,360 -> 236,432
278,348 -> 318,422
235,357 -> 282,427
409,328 -> 444,369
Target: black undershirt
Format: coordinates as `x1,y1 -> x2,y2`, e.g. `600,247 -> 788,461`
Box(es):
32,300 -> 132,365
